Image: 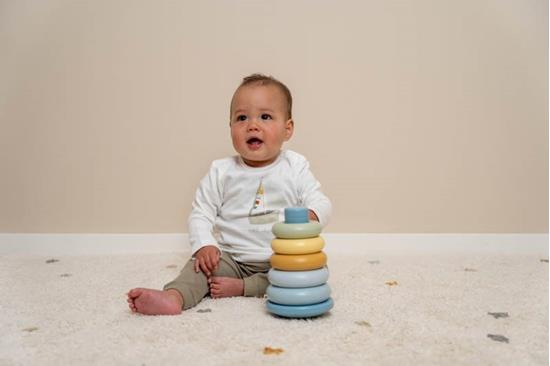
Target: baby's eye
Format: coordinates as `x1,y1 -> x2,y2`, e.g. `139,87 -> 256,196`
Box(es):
236,115 -> 247,122
261,114 -> 272,121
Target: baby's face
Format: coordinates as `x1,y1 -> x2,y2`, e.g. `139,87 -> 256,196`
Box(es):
230,84 -> 293,167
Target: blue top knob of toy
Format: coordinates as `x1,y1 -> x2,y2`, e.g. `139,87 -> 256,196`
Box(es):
284,207 -> 309,224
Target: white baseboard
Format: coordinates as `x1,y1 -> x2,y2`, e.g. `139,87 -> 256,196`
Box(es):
0,234 -> 186,256
0,233 -> 547,256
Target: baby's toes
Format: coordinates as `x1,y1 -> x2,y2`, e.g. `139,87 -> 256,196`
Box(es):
127,288 -> 143,298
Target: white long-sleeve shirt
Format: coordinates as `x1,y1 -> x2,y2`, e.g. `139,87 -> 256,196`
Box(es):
188,150 -> 332,262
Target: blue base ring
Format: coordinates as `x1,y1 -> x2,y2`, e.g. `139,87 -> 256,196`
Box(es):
268,267 -> 329,288
266,284 -> 331,305
266,298 -> 334,318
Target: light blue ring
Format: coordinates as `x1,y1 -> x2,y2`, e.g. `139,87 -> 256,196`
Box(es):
266,283 -> 331,306
268,267 -> 329,288
284,207 -> 309,224
272,222 -> 322,239
266,298 -> 334,318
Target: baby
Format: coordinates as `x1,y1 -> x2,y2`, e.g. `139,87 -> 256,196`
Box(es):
127,74 -> 332,315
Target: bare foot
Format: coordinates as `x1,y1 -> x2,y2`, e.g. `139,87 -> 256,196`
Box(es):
209,277 -> 244,298
127,288 -> 183,315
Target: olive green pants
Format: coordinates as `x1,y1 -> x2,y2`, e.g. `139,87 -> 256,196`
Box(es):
163,251 -> 271,310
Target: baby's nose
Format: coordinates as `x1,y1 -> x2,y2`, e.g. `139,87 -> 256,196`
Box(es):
247,120 -> 260,130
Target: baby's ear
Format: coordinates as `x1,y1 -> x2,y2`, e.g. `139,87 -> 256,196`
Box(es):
285,119 -> 294,140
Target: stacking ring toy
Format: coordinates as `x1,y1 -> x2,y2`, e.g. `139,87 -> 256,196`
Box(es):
272,222 -> 322,239
271,237 -> 325,255
271,252 -> 327,271
267,283 -> 331,305
266,298 -> 334,318
268,267 -> 329,288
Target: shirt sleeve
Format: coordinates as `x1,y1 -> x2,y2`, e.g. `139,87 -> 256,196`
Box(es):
297,159 -> 332,227
187,163 -> 222,256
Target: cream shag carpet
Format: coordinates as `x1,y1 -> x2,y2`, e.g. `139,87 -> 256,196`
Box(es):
1,246 -> 548,365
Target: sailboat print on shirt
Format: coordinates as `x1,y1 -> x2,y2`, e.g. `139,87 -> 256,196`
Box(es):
248,177 -> 279,225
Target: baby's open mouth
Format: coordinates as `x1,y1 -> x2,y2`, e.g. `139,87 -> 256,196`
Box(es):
247,137 -> 263,149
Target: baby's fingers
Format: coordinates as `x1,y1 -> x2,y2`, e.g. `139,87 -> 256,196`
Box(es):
201,258 -> 210,276
210,254 -> 221,273
210,252 -> 220,270
194,257 -> 202,273
204,256 -> 215,276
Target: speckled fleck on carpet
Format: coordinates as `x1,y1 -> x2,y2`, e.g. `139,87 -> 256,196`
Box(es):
1,248 -> 548,365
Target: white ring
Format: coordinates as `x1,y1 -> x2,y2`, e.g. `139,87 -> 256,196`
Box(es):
268,267 -> 329,288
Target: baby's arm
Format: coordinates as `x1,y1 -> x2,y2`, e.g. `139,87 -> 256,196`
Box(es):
298,162 -> 332,226
188,162 -> 224,275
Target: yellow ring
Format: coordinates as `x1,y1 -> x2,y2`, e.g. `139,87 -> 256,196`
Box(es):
270,252 -> 327,271
271,237 -> 325,255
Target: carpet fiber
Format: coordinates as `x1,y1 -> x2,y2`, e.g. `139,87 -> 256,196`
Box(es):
1,246 -> 548,365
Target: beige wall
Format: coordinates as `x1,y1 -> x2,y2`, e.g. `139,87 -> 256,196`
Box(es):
0,0 -> 547,233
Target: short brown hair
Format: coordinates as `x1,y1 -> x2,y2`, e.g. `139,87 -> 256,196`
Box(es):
231,73 -> 293,119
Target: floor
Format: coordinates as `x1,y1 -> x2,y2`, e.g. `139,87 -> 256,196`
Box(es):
1,245 -> 548,365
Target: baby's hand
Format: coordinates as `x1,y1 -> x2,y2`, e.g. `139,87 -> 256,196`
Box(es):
308,210 -> 319,222
194,245 -> 220,277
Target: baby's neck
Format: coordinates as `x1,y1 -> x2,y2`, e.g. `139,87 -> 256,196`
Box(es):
241,151 -> 281,168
